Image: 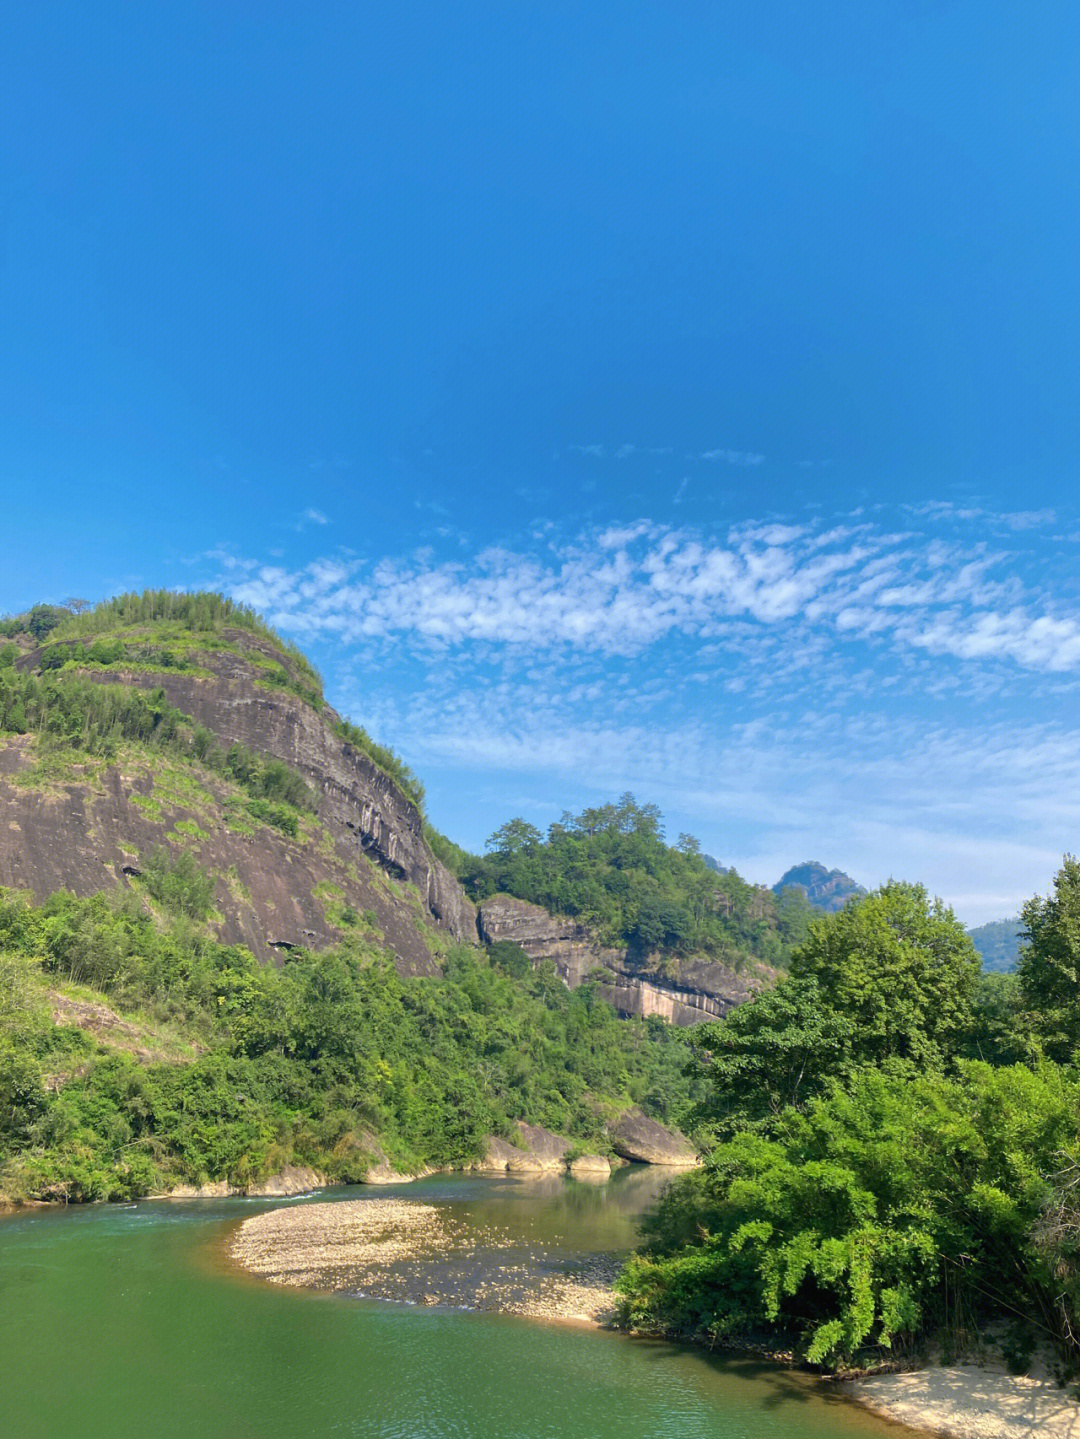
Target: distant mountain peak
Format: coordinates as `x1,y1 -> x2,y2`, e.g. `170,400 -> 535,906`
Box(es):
773,861 -> 866,912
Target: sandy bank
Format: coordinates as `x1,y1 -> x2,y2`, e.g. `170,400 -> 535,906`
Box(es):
230,1197 -> 619,1325
857,1356 -> 1080,1439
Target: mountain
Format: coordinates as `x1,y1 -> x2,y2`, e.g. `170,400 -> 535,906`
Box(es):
968,917 -> 1022,973
0,593 -> 786,1023
773,861 -> 866,912
701,853 -> 730,875
0,591 -> 709,1203
0,592 -> 471,976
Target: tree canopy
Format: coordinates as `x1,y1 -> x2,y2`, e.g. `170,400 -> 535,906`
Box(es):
444,794 -> 815,971
616,872 -> 1080,1370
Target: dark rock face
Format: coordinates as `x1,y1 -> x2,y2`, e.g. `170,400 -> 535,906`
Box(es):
607,1107 -> 698,1167
477,894 -> 760,1025
80,637 -> 475,945
0,735 -> 447,975
2,631 -> 476,974
773,861 -> 865,911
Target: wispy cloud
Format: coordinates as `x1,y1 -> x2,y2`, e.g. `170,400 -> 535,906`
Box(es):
700,448 -> 766,466
294,508 -> 331,530
217,515 -> 1080,673
906,500 -> 1057,532
206,502 -> 1080,922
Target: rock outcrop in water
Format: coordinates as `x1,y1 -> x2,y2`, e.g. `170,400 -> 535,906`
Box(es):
470,1116 -> 694,1173
161,1164 -> 327,1199
607,1107 -> 698,1166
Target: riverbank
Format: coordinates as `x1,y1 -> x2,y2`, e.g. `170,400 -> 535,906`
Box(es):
855,1352 -> 1080,1439
230,1196 -> 621,1324
232,1195 -> 1080,1438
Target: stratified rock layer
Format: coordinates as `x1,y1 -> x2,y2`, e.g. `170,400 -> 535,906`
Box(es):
478,894 -> 760,1026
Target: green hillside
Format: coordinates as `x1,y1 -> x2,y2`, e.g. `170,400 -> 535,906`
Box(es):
969,916 -> 1022,973
438,798 -> 816,972
0,884 -> 699,1203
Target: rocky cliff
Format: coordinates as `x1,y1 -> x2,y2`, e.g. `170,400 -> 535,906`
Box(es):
2,628 -> 473,974
773,860 -> 865,912
477,893 -> 764,1025
3,618 -> 769,1024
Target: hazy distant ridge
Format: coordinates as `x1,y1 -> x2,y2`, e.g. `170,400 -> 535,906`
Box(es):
773,861 -> 866,912
968,917 -> 1022,973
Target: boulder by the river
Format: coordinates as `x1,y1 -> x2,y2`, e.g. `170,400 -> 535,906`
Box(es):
246,1165 -> 327,1197
607,1107 -> 698,1166
471,1122 -> 572,1173
160,1164 -> 327,1199
569,1154 -> 611,1182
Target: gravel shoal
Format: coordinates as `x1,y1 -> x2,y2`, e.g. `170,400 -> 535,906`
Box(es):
230,1198 -> 620,1325
857,1360 -> 1080,1439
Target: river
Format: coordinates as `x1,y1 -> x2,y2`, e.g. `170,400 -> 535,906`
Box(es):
0,1168 -> 907,1439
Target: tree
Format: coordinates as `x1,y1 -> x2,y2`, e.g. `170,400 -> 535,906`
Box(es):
789,881 -> 980,1067
690,976 -> 854,1136
486,818 -> 542,857
618,1062 -> 1080,1367
689,883 -> 982,1141
1019,855 -> 1080,1062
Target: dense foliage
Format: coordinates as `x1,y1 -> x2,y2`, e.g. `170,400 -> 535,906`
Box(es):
51,590 -> 321,692
0,888 -> 700,1203
619,1063 -> 1080,1365
0,603 -> 72,641
616,871 -> 1080,1370
446,795 -> 814,971
1019,856 -> 1080,1063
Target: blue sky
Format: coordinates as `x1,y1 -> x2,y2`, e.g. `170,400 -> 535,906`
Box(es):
3,3 -> 1079,921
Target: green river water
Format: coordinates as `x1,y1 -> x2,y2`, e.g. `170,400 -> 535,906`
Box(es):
0,1169 -> 906,1439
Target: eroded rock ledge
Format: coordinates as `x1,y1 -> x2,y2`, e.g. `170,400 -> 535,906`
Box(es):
478,893 -> 762,1027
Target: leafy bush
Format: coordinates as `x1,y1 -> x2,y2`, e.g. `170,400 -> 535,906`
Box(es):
246,798 -> 299,837
141,848 -> 216,919
617,1062 -> 1080,1366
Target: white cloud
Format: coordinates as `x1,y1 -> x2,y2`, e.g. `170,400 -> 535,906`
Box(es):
700,448 -> 766,466
207,504 -> 1080,922
217,515 -> 1080,675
